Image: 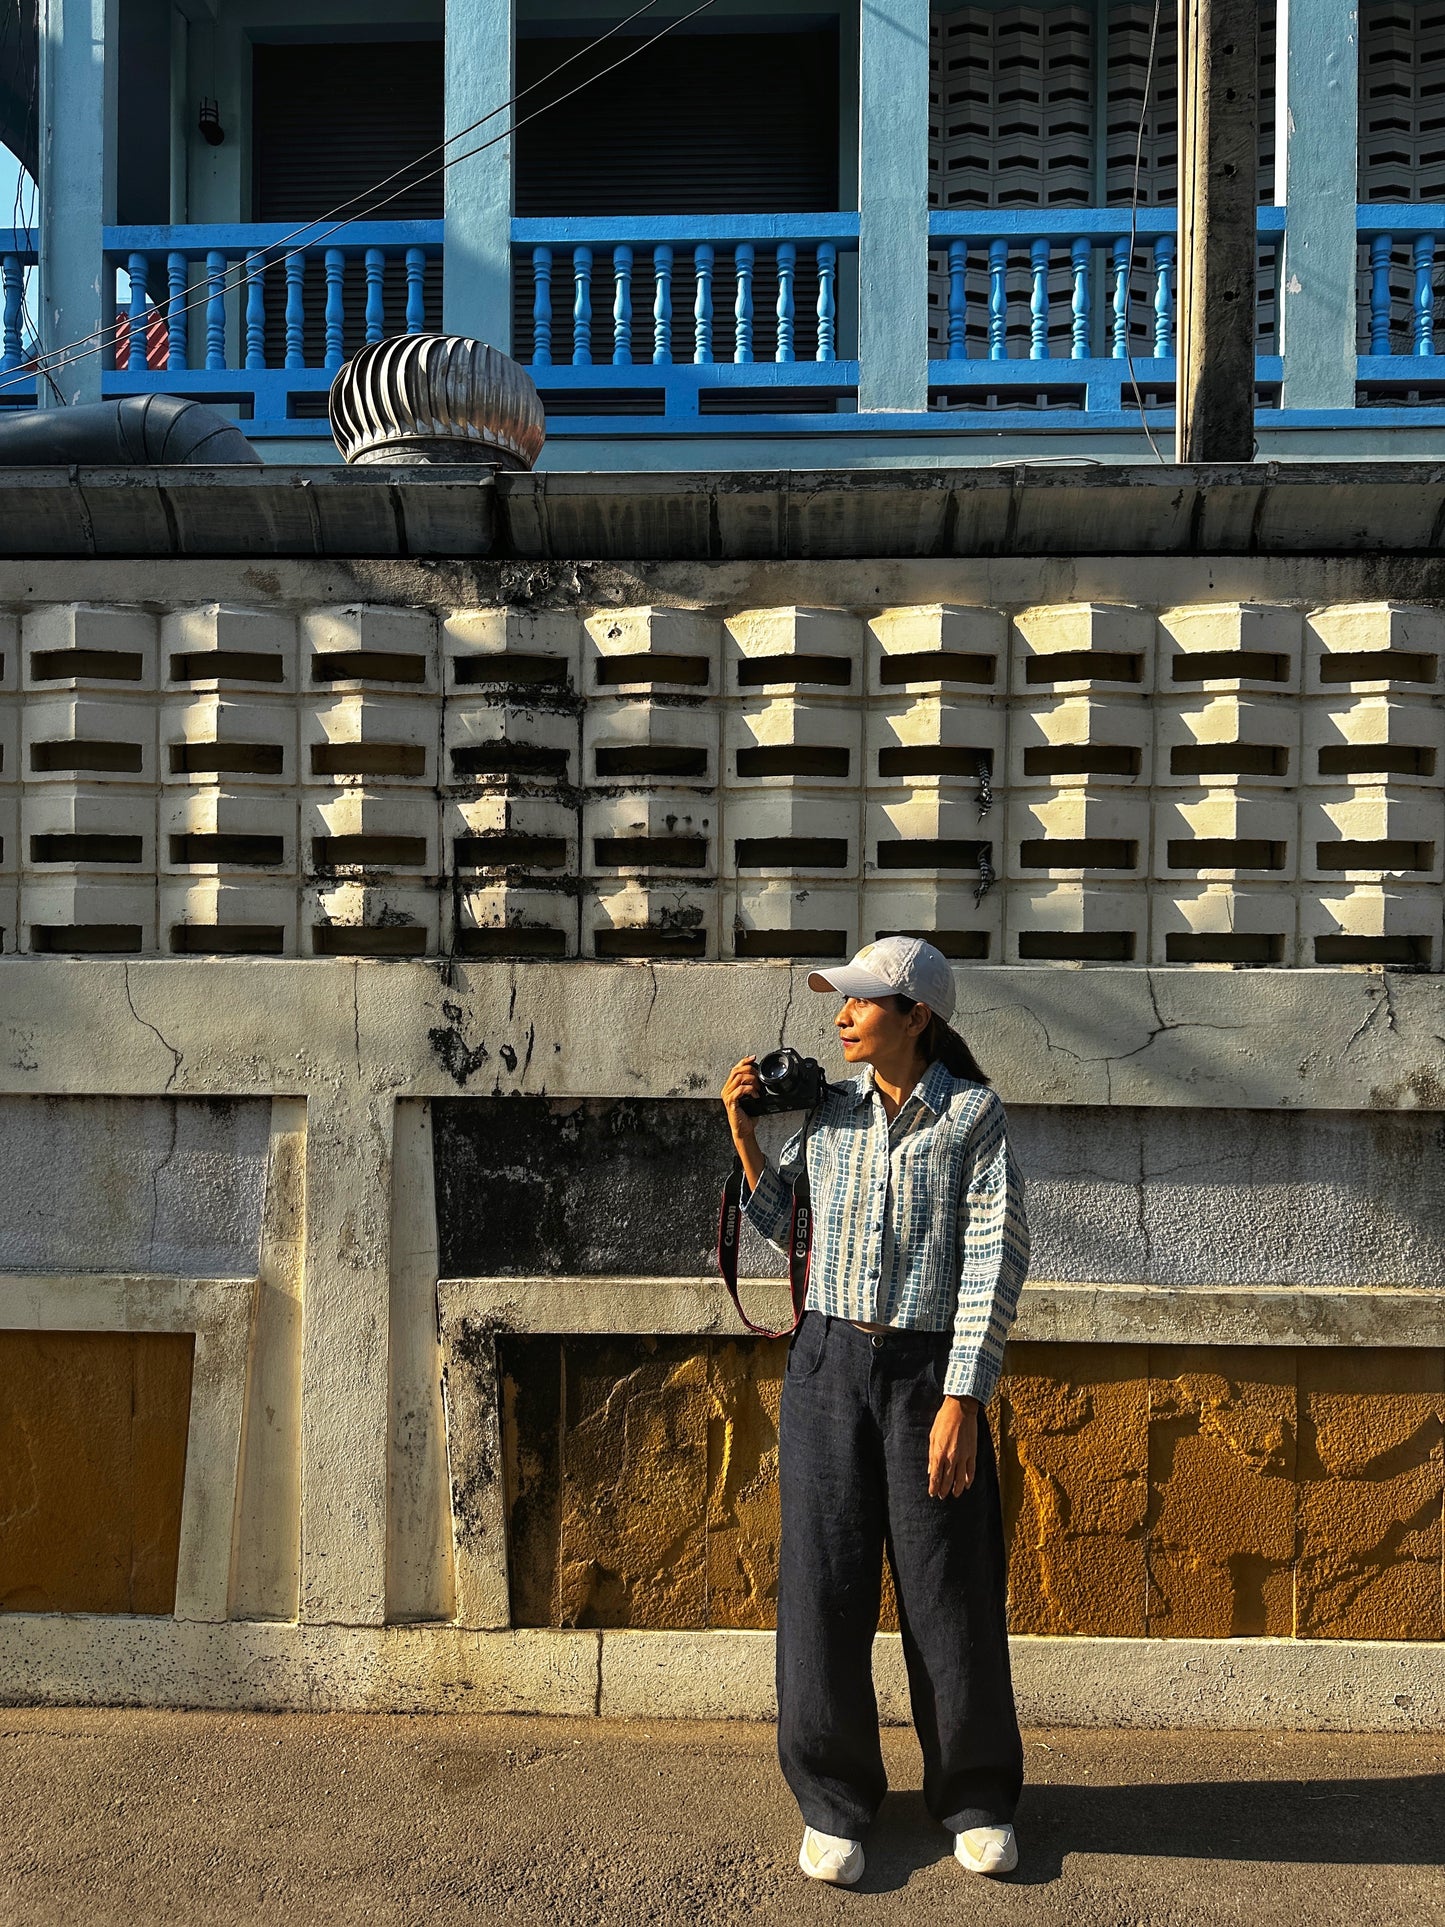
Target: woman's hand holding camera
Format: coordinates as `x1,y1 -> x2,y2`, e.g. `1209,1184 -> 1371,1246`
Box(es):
721,1057 -> 767,1192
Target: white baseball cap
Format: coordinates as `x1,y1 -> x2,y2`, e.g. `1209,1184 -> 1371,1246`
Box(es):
807,935 -> 957,1023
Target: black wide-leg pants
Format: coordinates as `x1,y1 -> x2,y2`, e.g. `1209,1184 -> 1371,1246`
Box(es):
776,1311 -> 1024,1839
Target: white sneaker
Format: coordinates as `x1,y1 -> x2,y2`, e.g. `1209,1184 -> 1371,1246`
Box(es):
798,1825 -> 865,1886
955,1823 -> 1018,1876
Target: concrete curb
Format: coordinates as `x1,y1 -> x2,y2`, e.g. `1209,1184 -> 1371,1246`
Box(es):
1,1620 -> 1441,1730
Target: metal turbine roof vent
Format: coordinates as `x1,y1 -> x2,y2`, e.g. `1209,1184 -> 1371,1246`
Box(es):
328,334 -> 546,469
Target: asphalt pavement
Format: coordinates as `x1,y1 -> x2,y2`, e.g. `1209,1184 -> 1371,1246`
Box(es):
2,1709 -> 1442,1925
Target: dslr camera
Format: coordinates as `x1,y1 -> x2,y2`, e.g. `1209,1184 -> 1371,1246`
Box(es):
740,1047 -> 825,1118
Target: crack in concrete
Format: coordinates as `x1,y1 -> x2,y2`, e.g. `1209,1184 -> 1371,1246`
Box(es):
1344,974 -> 1400,1055
351,966 -> 362,1079
778,970 -> 796,1051
644,961 -> 660,1032
121,962 -> 184,1093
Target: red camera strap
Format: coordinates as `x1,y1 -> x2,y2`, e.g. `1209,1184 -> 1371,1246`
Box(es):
716,1161 -> 813,1339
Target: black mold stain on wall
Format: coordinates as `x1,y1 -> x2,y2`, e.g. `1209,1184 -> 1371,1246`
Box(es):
433,1097 -> 784,1278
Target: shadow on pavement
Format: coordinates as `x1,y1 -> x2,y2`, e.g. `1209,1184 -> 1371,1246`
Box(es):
853,1777 -> 1445,1893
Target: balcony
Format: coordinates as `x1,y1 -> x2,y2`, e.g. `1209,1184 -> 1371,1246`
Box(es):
7,202 -> 1445,461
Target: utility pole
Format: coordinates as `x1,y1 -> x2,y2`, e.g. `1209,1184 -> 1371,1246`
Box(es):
1175,0 -> 1259,462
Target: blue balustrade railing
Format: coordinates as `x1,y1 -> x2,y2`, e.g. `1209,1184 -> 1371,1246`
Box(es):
46,201 -> 1445,446
1357,208 -> 1445,401
101,222 -> 443,428
926,209 -> 1284,419
0,229 -> 38,405
512,216 -> 859,424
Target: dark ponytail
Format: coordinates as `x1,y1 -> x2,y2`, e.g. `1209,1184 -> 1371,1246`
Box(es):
892,996 -> 990,1085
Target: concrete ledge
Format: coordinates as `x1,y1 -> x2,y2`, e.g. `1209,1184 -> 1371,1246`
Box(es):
0,1620 -> 599,1716
598,1630 -> 1445,1733
10,462 -> 1445,562
2,1619 -> 1440,1729
442,1277 -> 1445,1349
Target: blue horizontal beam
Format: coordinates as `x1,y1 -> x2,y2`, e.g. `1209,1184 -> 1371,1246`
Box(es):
1358,354 -> 1445,375
927,208 -> 1287,239
512,214 -> 860,247
104,221 -> 443,255
0,232 -> 38,260
525,362 -> 858,388
1356,205 -> 1445,237
236,405 -> 1445,442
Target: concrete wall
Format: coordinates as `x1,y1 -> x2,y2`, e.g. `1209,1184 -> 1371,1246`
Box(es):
1,560 -> 1442,968
0,955 -> 1440,1727
0,547 -> 1442,1727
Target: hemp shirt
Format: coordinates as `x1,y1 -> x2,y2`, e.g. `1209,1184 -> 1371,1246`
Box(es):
740,1059 -> 1030,1403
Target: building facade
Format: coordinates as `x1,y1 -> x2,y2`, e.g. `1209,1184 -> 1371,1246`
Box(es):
0,467 -> 1441,1726
7,0 -> 1445,463
0,0 -> 1443,1729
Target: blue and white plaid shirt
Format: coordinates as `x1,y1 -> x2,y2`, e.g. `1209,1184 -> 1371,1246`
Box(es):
741,1060 -> 1030,1403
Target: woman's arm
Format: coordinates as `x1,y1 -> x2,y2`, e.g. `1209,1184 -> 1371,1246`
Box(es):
719,1056 -> 807,1251
944,1089 -> 1031,1407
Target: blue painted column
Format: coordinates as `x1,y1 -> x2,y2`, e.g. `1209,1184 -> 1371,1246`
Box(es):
858,0 -> 931,413
1277,0 -> 1358,409
38,0 -> 118,404
444,0 -> 514,350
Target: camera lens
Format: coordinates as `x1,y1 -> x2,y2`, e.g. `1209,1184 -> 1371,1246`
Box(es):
757,1048 -> 798,1095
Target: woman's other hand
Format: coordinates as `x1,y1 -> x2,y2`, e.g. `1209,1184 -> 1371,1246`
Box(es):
928,1395 -> 979,1498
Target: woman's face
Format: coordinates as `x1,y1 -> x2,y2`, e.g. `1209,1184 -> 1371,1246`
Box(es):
835,995 -> 921,1064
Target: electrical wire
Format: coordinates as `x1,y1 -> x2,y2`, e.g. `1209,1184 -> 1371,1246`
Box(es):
1,0 -> 713,398
3,0 -> 63,404
3,0 -> 685,394
1122,0 -> 1166,463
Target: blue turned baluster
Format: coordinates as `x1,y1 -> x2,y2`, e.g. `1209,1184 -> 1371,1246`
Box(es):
1415,234 -> 1435,355
816,241 -> 837,362
653,243 -> 673,365
1,252 -> 24,371
405,248 -> 426,335
166,252 -> 188,370
1029,239 -> 1050,359
245,251 -> 266,369
205,249 -> 226,370
1369,234 -> 1393,355
1154,234 -> 1174,358
1111,236 -> 1130,359
776,241 -> 796,362
284,256 -> 305,368
734,242 -> 754,364
613,244 -> 632,366
988,239 -> 1008,359
948,240 -> 967,360
531,247 -> 553,365
324,248 -> 345,370
573,246 -> 592,366
364,248 -> 385,344
127,253 -> 149,370
694,242 -> 714,364
1070,237 -> 1090,359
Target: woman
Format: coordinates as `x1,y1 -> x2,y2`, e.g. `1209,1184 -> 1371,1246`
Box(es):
720,935 -> 1029,1888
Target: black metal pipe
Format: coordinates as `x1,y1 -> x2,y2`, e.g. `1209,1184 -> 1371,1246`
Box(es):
0,394 -> 261,465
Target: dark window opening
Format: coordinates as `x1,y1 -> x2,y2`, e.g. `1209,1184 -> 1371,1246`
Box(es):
595,655 -> 711,688
595,928 -> 709,959
1169,743 -> 1288,778
1166,932 -> 1285,964
1017,930 -> 1137,962
734,928 -> 849,960
878,652 -> 996,686
1166,839 -> 1286,871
